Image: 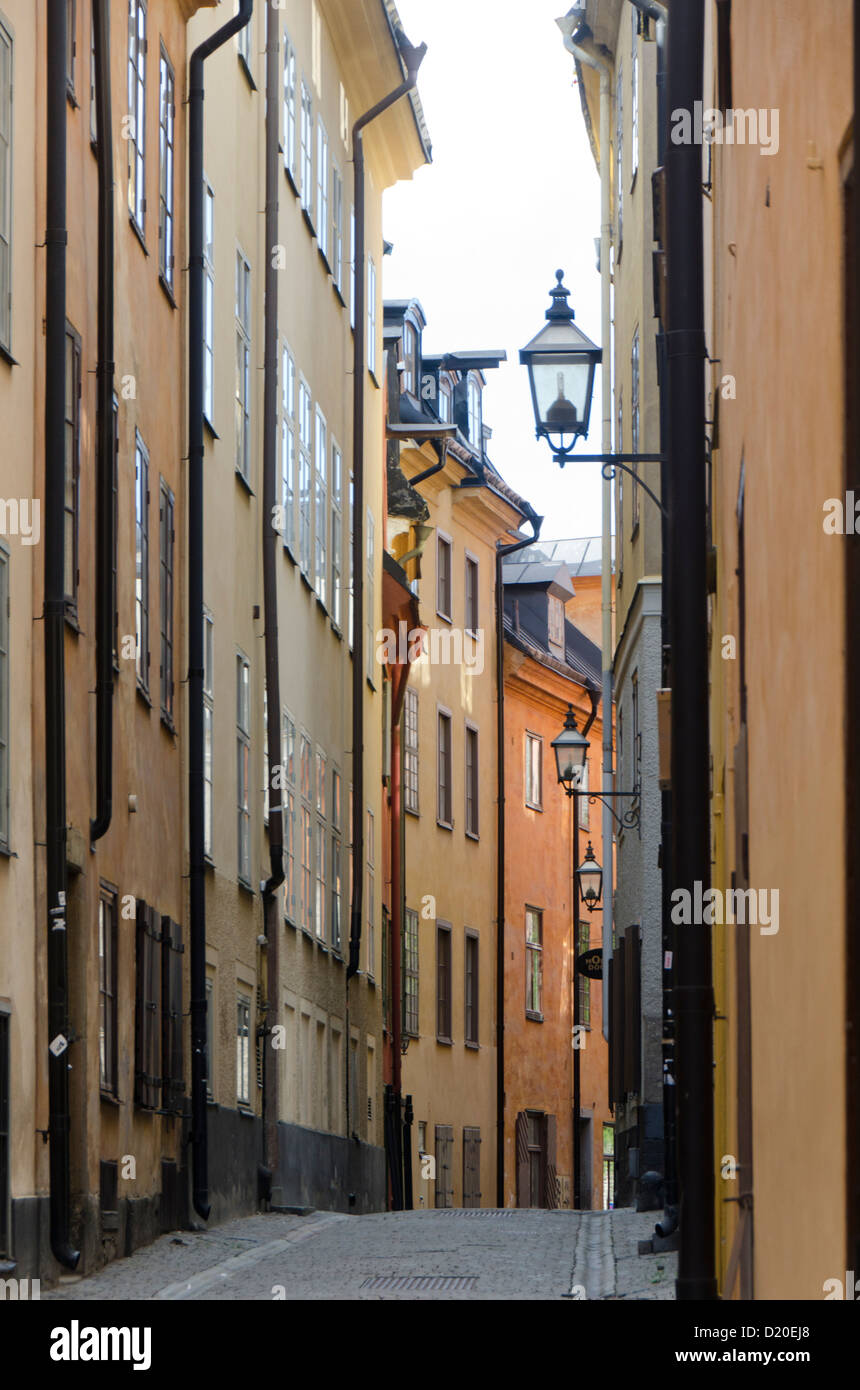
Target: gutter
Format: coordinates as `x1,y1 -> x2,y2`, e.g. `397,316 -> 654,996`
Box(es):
44,0 -> 79,1271
260,0 -> 283,1193
347,38 -> 427,981
90,0 -> 115,848
188,0 -> 254,1224
495,509 -> 543,1207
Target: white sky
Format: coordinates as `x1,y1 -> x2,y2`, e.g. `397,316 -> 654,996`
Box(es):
382,0 -> 605,541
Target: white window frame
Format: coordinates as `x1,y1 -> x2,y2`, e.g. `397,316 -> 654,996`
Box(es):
367,256 -> 377,378
281,341 -> 296,552
298,377 -> 312,577
525,731 -> 543,811
464,552 -> 479,636
235,247 -> 251,482
0,544 -> 8,848
331,440 -> 343,630
366,508 -> 375,682
283,709 -> 297,921
331,767 -> 342,953
203,178 -> 215,423
134,431 -> 150,693
366,808 -> 375,977
203,609 -> 214,860
315,406 -> 328,605
236,990 -> 251,1106
316,118 -> 329,260
467,375 -> 482,450
631,7 -> 639,184
0,15 -> 13,353
283,29 -> 297,181
331,162 -> 343,291
127,0 -> 146,235
158,44 -> 175,291
300,79 -> 313,216
236,651 -> 251,885
404,687 -> 419,816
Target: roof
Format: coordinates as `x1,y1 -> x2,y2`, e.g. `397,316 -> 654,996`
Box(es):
503,611 -> 602,695
501,561 -> 575,599
381,0 -> 433,164
514,536 -> 611,578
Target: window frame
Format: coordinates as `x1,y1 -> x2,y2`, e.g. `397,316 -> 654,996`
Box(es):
437,705 -> 453,830
464,929 -> 479,1048
464,721 -> 479,840
236,651 -> 251,886
366,807 -> 375,977
158,43 -> 175,295
403,906 -> 419,1038
0,544 -> 8,850
283,28 -> 297,185
127,0 -> 147,238
436,530 -> 452,623
235,246 -> 251,483
367,256 -> 377,379
404,686 -> 419,815
300,78 -> 313,218
64,323 -> 82,616
236,990 -> 252,1107
203,177 -> 215,424
525,731 -> 543,811
159,478 -> 175,725
331,439 -> 343,630
467,374 -> 482,451
0,14 -> 13,355
316,116 -> 329,263
526,906 -> 543,1021
298,376 -> 312,577
134,430 -> 150,693
203,609 -> 214,861
281,340 -> 297,555
436,922 -> 452,1044
314,405 -> 328,606
464,552 -> 479,636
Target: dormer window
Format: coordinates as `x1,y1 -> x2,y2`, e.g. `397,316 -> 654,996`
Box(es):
467,375 -> 482,450
403,319 -> 419,397
438,373 -> 452,423
548,595 -> 565,657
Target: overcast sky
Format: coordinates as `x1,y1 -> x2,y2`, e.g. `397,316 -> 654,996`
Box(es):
382,0 -> 605,541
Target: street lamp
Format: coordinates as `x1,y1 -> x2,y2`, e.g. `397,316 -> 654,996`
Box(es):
576,842 -> 603,913
519,272 -> 601,468
551,704 -> 590,793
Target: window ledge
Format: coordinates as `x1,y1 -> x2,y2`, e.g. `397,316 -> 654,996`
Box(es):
368,369 -> 380,390
436,820 -> 453,833
159,274 -> 177,310
436,611 -> 452,626
129,215 -> 148,257
525,801 -> 543,814
238,53 -> 257,91
302,207 -> 316,238
465,1041 -> 479,1051
161,712 -> 177,738
0,843 -> 17,861
203,414 -> 219,441
0,343 -> 19,368
405,806 -> 420,820
333,283 -> 346,309
237,1104 -> 256,1118
237,877 -> 255,897
525,1010 -> 544,1024
64,609 -> 82,635
465,830 -> 480,843
316,596 -> 328,618
284,913 -> 298,931
100,1091 -> 121,1108
283,541 -> 297,566
235,469 -> 255,497
436,1035 -> 452,1047
330,619 -> 343,641
285,165 -> 300,199
318,246 -> 332,276
136,682 -> 152,709
300,571 -> 313,594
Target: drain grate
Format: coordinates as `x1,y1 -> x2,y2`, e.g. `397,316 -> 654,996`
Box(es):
443,1208 -> 518,1217
360,1274 -> 478,1293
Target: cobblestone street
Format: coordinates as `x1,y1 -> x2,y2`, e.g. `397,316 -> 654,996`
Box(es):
41,1208 -> 676,1302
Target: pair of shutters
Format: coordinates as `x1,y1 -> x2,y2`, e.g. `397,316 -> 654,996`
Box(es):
462,1126 -> 481,1208
135,901 -> 183,1112
608,926 -> 642,1107
434,1124 -> 453,1208
514,1111 -> 558,1209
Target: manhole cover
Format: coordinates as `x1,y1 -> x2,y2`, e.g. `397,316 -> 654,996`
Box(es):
359,1275 -> 478,1292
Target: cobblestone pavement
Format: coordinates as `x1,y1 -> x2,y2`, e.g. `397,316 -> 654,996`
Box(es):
43,1207 -> 676,1302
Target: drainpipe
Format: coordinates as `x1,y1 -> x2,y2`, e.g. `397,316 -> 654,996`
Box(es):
347,41 -> 427,980
495,510 -> 543,1207
44,0 -> 79,1271
260,0 -> 283,1190
188,0 -> 254,1224
90,0 -> 115,848
665,0 -> 716,1300
560,23 -> 614,1042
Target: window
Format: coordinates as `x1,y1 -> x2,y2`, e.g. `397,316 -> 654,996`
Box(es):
548,595 -> 565,656
89,18 -> 96,144
465,932 -> 479,1046
437,708 -> 453,828
317,119 -> 329,260
236,1 -> 251,70
331,442 -> 343,628
158,47 -> 175,291
615,62 -> 623,252
134,432 -> 149,690
403,321 -> 418,396
311,0 -> 321,91
0,16 -> 13,352
465,724 -> 479,839
203,611 -> 214,859
203,179 -> 215,422
367,257 -> 377,377
403,907 -> 419,1037
331,164 -> 343,290
315,407 -> 327,604
331,768 -> 342,951
631,327 -> 640,529
349,207 -> 356,331
525,733 -> 542,810
438,374 -> 452,423
436,533 -> 452,621
578,919 -> 591,1028
631,7 -> 639,184
159,480 -> 175,722
0,546 -> 7,848
283,710 -> 296,921
262,681 -> 269,824
366,510 -> 375,681
127,0 -> 146,234
283,30 -> 297,180
348,471 -> 354,646
300,80 -> 313,215
339,82 -> 350,147
282,343 -> 296,551
467,376 -> 482,449
66,0 -> 76,97
236,992 -> 251,1106
366,809 -> 375,976
465,554 -> 479,634
404,687 -> 419,814
237,653 -> 251,884
632,666 -> 641,796
64,326 -> 81,611
111,396 -> 119,665
526,908 -> 543,1017
617,394 -> 624,579
300,735 -> 312,930
205,976 -> 214,1099
134,902 -> 161,1108
578,759 -> 590,829
603,1123 -> 616,1209
235,249 -> 251,481
299,378 -> 312,576
316,807 -> 327,943
161,916 -> 184,1112
436,924 -> 452,1042
98,887 -> 118,1095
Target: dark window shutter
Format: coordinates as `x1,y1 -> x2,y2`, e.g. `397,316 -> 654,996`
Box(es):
623,926 -> 641,1098
161,916 -> 184,1113
463,1126 -> 481,1208
515,1111 -> 530,1208
544,1114 -> 558,1210
611,938 -> 626,1106
135,900 -> 147,1107
434,1124 -> 453,1208
148,906 -> 162,1109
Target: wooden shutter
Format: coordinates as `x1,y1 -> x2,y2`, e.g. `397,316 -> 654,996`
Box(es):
610,938 -> 626,1106
463,1126 -> 481,1208
515,1111 -> 530,1208
544,1114 -> 558,1210
434,1124 -> 453,1208
136,901 -> 161,1108
623,927 -> 641,1098
161,916 -> 184,1113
